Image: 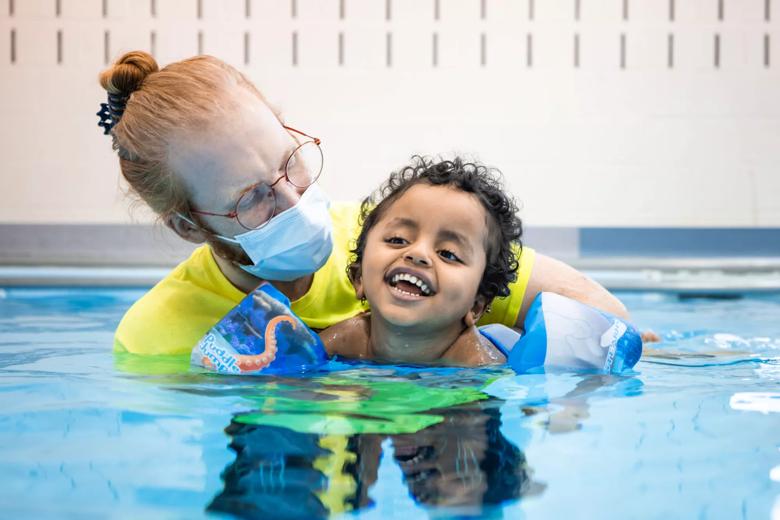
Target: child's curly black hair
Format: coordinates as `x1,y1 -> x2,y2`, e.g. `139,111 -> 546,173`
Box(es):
349,156 -> 523,303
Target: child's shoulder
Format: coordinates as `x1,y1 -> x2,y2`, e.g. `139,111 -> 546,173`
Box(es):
318,312 -> 372,359
443,326 -> 508,366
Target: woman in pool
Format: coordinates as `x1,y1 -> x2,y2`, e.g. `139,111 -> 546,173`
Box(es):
321,156 -> 521,366
98,51 -> 629,355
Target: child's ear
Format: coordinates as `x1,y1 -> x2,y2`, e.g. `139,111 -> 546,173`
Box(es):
463,295 -> 489,327
348,263 -> 365,301
354,281 -> 365,301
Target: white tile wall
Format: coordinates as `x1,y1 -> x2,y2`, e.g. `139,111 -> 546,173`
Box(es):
631,1 -> 669,24
13,0 -> 55,19
201,0 -> 245,21
155,0 -> 198,20
630,28 -> 668,69
392,0 -> 433,23
252,0 -> 293,21
155,25 -> 198,63
338,25 -> 385,69
0,0 -> 778,226
676,0 -> 720,23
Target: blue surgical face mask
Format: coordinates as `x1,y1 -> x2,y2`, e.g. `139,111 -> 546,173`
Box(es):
183,184 -> 333,282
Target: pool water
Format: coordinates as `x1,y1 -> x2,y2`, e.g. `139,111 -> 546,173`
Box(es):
0,288 -> 779,519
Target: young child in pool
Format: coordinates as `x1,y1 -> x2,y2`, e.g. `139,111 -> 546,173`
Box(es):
319,156 -> 522,367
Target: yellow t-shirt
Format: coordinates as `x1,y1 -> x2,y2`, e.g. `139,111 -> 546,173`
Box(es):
113,202 -> 536,355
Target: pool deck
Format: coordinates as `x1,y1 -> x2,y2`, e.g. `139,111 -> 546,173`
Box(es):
1,224 -> 780,292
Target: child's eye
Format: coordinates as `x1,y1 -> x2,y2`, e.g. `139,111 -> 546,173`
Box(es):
384,236 -> 408,245
438,249 -> 462,263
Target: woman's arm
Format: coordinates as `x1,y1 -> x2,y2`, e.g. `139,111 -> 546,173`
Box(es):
515,253 -> 630,329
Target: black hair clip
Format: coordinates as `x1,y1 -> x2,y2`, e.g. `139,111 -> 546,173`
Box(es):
96,93 -> 128,136
96,103 -> 112,135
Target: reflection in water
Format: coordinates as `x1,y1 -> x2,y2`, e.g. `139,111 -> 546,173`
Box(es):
202,366 -> 640,518
390,406 -> 543,510
209,404 -> 542,518
208,423 -> 378,518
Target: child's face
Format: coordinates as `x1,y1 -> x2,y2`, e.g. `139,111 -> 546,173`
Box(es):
358,183 -> 489,331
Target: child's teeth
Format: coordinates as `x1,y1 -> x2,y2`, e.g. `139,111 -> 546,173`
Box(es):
389,272 -> 432,296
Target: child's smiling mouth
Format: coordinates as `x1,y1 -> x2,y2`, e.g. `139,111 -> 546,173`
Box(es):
385,268 -> 436,298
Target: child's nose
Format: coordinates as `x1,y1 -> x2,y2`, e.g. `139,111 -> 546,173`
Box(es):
404,250 -> 431,267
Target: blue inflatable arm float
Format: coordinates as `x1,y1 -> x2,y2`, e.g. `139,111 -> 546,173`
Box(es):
480,292 -> 643,374
191,282 -> 328,375
192,286 -> 641,375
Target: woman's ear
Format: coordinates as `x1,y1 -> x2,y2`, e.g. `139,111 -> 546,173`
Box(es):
165,213 -> 209,244
463,295 -> 489,327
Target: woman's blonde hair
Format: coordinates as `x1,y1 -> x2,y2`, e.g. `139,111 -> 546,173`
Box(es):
99,51 -> 265,218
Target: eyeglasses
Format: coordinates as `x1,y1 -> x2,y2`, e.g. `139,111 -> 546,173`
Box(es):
189,126 -> 323,231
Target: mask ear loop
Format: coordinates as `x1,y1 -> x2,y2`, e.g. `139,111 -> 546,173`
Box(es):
175,211 -> 257,272
175,212 -> 241,245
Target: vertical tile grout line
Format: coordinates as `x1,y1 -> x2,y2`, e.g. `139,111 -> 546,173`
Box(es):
246,0 -> 251,19
386,31 -> 392,67
197,0 -> 202,19
56,0 -> 62,66
385,0 -> 391,66
434,0 -> 440,21
766,0 -> 771,21
620,33 -> 626,69
432,32 -> 438,67
574,33 -> 579,68
623,0 -> 629,21
668,0 -> 674,69
574,0 -> 580,68
150,0 -> 156,18
9,0 -> 13,17
10,28 -> 15,64
481,0 -> 486,20
714,33 -> 720,68
718,0 -> 724,21
57,29 -> 62,64
290,0 -> 296,67
480,33 -> 486,67
102,0 -> 107,18
528,0 -> 534,67
292,31 -> 298,66
244,31 -> 250,65
104,30 -> 110,65
338,0 -> 344,65
150,30 -> 156,57
197,30 -> 203,54
338,32 -> 344,66
764,34 -> 770,68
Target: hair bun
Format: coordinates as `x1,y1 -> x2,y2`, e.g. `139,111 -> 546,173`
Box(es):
99,51 -> 159,97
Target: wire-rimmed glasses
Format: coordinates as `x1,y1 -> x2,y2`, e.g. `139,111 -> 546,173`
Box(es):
189,126 -> 323,231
